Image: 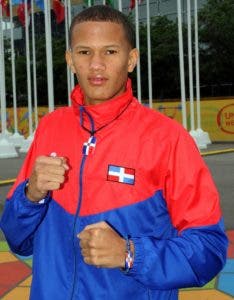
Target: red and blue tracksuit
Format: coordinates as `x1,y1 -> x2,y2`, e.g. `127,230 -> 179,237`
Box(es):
0,80 -> 228,299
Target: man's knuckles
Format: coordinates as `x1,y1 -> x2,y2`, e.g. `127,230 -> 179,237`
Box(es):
35,163 -> 66,175
83,254 -> 100,265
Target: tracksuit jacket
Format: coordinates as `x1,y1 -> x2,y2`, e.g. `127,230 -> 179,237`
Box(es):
0,79 -> 228,300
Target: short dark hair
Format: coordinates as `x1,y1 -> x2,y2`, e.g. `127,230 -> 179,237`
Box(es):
69,5 -> 135,49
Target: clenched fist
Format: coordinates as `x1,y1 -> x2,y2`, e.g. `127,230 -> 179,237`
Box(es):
26,155 -> 69,202
78,221 -> 128,269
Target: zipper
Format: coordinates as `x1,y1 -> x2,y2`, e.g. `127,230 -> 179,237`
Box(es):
69,154 -> 87,300
68,99 -> 132,298
69,106 -> 100,299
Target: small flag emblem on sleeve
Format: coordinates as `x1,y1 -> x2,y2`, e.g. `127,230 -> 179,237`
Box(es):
107,165 -> 135,185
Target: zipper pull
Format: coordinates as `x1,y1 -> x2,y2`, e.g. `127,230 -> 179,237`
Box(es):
82,136 -> 97,155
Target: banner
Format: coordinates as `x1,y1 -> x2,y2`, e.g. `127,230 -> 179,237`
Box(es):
0,107 -> 48,137
1,99 -> 234,141
153,98 -> 234,142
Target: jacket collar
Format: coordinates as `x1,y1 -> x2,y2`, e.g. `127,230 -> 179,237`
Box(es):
71,79 -> 133,132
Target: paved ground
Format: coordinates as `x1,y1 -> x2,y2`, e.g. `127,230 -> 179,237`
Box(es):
0,143 -> 234,299
204,151 -> 234,230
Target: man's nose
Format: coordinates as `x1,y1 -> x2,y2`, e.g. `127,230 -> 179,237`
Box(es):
89,53 -> 106,71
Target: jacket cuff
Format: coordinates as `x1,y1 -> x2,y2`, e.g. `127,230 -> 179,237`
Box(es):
19,180 -> 50,207
125,237 -> 145,276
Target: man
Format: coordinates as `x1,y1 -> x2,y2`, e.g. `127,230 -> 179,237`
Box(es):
0,5 -> 227,300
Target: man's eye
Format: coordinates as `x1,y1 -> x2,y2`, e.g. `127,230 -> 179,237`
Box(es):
78,50 -> 90,55
106,50 -> 117,55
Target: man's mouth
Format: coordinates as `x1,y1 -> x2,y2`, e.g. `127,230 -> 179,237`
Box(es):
88,76 -> 107,86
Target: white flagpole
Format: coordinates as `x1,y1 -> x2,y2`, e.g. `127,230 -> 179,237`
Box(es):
194,0 -> 200,129
44,0 -> 54,112
64,0 -> 71,105
135,0 -> 142,103
67,0 -> 74,91
187,0 -> 195,132
9,0 -> 25,147
118,0 -> 122,11
31,0 -> 38,127
146,0 -> 152,108
20,0 -> 35,152
9,0 -> 18,134
177,0 -> 187,129
0,4 -> 18,158
0,4 -> 7,136
194,0 -> 210,145
25,0 -> 33,136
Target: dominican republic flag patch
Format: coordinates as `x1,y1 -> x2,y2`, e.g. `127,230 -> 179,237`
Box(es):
107,165 -> 135,185
82,136 -> 96,155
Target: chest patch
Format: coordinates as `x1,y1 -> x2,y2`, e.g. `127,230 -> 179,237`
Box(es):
107,165 -> 135,185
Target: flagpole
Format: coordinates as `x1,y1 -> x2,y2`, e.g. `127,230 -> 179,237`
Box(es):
177,0 -> 187,129
31,0 -> 38,127
185,0 -> 206,149
8,0 -> 25,147
0,3 -> 18,158
44,0 -> 54,112
64,0 -> 71,105
24,0 -> 33,136
67,0 -> 74,91
118,0 -> 122,11
9,0 -> 18,134
194,0 -> 200,128
146,0 -> 152,108
186,0 -> 195,132
194,0 -> 210,145
0,3 -> 7,136
135,0 -> 142,103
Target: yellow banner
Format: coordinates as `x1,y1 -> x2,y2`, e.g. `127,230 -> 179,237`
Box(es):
1,99 -> 234,142
1,107 -> 48,137
153,98 -> 234,142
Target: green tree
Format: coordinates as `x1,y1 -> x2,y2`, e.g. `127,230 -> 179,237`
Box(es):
4,34 -> 68,107
198,0 -> 234,96
4,39 -> 13,107
34,36 -> 48,106
52,36 -> 68,105
139,16 -> 180,100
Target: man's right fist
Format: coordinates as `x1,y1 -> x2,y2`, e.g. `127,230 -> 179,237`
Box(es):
26,155 -> 69,202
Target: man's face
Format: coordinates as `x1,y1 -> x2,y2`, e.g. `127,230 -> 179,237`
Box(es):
66,21 -> 138,105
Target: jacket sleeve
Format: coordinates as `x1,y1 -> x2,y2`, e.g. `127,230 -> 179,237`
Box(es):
0,180 -> 50,256
0,126 -> 51,256
126,127 -> 228,289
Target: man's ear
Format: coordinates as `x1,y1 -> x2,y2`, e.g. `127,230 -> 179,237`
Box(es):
65,50 -> 76,74
128,48 -> 139,73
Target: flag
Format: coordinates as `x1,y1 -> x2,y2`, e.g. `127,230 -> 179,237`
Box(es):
11,0 -> 21,4
35,0 -> 44,11
82,136 -> 97,155
107,165 -> 135,185
129,0 -> 143,11
17,1 -> 31,27
129,0 -> 135,10
17,3 -> 25,26
53,0 -> 65,24
0,0 -> 10,17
